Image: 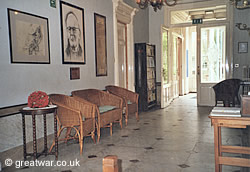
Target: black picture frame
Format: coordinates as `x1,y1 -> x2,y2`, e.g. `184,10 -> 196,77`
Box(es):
7,8 -> 50,64
238,42 -> 248,53
94,13 -> 107,76
60,1 -> 85,64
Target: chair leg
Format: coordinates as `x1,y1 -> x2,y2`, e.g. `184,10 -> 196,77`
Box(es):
91,131 -> 96,144
119,118 -> 123,129
79,138 -> 83,155
136,112 -> 139,122
49,127 -> 63,152
125,108 -> 128,126
97,126 -> 101,143
110,123 -> 113,136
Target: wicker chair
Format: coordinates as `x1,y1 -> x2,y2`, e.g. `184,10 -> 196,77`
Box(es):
105,85 -> 139,125
49,94 -> 96,154
71,89 -> 123,142
212,79 -> 242,107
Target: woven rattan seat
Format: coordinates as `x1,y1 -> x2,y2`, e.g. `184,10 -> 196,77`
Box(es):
105,85 -> 139,125
49,94 -> 96,154
71,89 -> 123,142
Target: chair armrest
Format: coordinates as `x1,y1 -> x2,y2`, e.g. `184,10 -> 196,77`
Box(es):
124,91 -> 139,103
66,97 -> 96,119
54,102 -> 83,126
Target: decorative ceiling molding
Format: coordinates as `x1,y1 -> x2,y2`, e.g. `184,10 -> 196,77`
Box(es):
116,0 -> 135,24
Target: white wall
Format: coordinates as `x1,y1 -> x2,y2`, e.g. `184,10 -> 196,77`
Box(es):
149,8 -> 165,83
0,0 -> 114,152
0,0 -> 114,108
123,0 -> 149,43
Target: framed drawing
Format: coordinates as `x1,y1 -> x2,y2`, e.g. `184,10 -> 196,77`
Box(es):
60,1 -> 85,64
7,9 -> 50,64
94,13 -> 107,76
238,42 -> 248,53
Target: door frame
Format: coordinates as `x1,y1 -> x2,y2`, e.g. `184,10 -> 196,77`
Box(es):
117,21 -> 128,88
196,22 -> 230,106
113,0 -> 137,91
164,0 -> 233,106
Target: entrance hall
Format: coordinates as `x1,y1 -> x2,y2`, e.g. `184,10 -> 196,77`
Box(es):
3,94 -> 245,172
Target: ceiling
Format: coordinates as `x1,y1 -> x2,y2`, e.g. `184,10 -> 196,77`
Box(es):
171,5 -> 227,24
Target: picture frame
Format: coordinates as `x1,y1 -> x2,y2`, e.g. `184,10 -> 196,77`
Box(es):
7,8 -> 50,64
60,1 -> 85,64
94,13 -> 107,76
238,42 -> 248,53
70,67 -> 80,80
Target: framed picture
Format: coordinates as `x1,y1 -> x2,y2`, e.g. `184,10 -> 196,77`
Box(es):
94,13 -> 107,76
60,1 -> 85,64
238,42 -> 248,53
70,67 -> 80,80
7,9 -> 50,64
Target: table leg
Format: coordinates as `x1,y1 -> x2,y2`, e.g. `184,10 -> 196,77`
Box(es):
32,114 -> 37,160
54,111 -> 58,160
218,126 -> 222,171
22,114 -> 27,160
214,123 -> 222,172
43,114 -> 47,156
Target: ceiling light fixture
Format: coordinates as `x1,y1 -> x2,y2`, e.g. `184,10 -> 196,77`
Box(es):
136,0 -> 177,12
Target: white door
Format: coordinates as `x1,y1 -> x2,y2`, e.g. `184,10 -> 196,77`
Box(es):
117,22 -> 127,88
197,24 -> 227,106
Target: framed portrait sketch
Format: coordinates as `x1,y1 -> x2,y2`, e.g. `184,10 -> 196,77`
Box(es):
94,13 -> 107,76
238,42 -> 248,53
7,9 -> 50,64
60,1 -> 85,64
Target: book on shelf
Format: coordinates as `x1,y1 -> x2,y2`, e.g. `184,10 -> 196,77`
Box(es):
210,107 -> 241,117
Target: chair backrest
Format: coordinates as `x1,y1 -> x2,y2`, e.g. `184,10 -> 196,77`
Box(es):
106,85 -> 127,96
49,94 -> 95,119
212,79 -> 241,105
72,89 -> 102,106
105,85 -> 139,103
72,89 -> 123,108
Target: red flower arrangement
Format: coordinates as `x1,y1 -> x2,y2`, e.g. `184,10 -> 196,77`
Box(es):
28,91 -> 49,108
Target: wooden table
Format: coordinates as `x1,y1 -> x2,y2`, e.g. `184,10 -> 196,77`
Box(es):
20,105 -> 58,160
209,116 -> 250,172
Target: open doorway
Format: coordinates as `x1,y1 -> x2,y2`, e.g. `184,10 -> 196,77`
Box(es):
162,1 -> 231,107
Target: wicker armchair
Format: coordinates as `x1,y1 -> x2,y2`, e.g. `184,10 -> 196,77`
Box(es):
105,85 -> 139,125
212,79 -> 242,107
71,89 -> 123,142
49,94 -> 96,154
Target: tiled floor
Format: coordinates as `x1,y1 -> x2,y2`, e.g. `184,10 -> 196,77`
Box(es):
2,94 -> 249,172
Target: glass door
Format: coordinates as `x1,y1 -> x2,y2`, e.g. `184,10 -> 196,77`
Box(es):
161,27 -> 169,108
197,24 -> 227,106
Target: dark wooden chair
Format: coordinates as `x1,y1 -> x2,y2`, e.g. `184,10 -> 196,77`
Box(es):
212,79 -> 242,107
